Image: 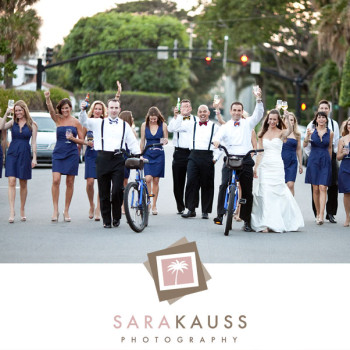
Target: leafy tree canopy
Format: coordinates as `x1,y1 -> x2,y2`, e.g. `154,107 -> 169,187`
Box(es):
57,11 -> 190,93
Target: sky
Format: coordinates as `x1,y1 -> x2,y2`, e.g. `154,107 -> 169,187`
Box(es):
33,0 -> 199,54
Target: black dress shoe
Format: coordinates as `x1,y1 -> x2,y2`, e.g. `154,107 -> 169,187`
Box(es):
213,215 -> 223,225
326,214 -> 337,223
243,221 -> 254,232
181,210 -> 196,218
202,213 -> 209,219
177,210 -> 184,215
103,223 -> 112,228
113,219 -> 120,227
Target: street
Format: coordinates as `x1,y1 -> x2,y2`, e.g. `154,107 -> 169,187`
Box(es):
0,145 -> 349,263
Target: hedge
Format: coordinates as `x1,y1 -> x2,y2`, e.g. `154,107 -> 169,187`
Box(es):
0,88 -> 69,116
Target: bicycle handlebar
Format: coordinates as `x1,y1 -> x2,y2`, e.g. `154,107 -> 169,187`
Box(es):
213,143 -> 264,158
117,142 -> 164,158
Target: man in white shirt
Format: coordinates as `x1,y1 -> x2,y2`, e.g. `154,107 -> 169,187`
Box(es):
304,99 -> 339,223
212,88 -> 264,232
80,99 -> 140,228
167,99 -> 196,214
171,105 -> 220,219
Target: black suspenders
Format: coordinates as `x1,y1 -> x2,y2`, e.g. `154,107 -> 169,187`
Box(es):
192,121 -> 215,150
100,119 -> 125,151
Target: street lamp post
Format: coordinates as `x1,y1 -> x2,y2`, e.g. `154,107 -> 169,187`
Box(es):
223,35 -> 228,68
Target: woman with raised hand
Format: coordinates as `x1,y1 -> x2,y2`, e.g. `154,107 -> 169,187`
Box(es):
44,91 -> 83,222
0,101 -> 37,223
337,117 -> 350,227
251,110 -> 304,233
304,111 -> 333,225
140,107 -> 168,215
281,112 -> 303,195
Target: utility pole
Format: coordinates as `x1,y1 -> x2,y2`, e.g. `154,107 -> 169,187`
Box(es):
36,58 -> 44,90
223,35 -> 228,68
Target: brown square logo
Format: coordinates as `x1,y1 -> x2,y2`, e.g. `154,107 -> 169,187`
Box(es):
144,237 -> 211,304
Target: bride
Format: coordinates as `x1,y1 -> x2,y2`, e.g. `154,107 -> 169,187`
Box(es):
251,109 -> 304,233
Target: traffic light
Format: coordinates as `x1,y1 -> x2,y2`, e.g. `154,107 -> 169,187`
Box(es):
240,54 -> 249,66
46,47 -> 53,64
205,56 -> 212,65
301,103 -> 307,111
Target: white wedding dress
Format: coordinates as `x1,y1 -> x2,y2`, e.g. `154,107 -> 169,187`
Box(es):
251,138 -> 304,232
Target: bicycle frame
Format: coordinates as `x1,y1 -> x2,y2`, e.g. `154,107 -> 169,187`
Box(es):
224,170 -> 239,211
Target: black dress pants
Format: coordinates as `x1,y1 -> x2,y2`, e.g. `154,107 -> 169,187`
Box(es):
172,147 -> 191,212
217,155 -> 254,223
311,151 -> 338,216
185,150 -> 214,213
96,151 -> 125,225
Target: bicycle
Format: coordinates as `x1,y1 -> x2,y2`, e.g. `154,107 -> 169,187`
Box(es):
122,142 -> 163,233
218,145 -> 264,236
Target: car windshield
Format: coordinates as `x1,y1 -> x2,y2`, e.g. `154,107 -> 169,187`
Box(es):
32,117 -> 56,132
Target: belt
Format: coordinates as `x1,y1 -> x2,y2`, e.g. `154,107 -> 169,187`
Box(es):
191,149 -> 213,153
175,147 -> 190,151
97,150 -> 123,156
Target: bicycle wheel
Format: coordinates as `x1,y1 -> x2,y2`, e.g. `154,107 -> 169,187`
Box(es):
224,185 -> 236,236
124,182 -> 148,233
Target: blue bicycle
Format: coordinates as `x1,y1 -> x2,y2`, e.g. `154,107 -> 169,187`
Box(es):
123,143 -> 163,233
218,145 -> 264,236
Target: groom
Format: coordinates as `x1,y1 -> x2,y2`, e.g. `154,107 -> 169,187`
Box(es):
212,88 -> 264,232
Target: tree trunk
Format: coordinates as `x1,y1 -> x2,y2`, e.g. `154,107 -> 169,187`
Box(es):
4,53 -> 14,89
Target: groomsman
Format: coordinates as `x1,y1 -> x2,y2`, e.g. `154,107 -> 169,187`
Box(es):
171,105 -> 220,219
305,100 -> 340,223
212,88 -> 264,232
79,99 -> 140,228
167,99 -> 196,214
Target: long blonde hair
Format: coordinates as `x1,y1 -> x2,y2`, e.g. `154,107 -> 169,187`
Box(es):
87,101 -> 107,119
283,112 -> 301,139
14,100 -> 34,130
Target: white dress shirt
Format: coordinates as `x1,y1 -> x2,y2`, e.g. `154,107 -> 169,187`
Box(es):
304,117 -> 340,156
213,102 -> 264,155
167,114 -> 196,148
171,117 -> 221,160
79,111 -> 140,154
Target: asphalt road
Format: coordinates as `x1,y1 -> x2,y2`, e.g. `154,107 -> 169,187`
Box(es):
0,145 -> 349,263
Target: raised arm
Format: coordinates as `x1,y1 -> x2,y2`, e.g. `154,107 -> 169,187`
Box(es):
248,87 -> 264,128
44,91 -> 59,123
0,107 -> 14,130
281,112 -> 293,141
167,107 -> 180,132
213,99 -> 226,125
115,80 -> 122,101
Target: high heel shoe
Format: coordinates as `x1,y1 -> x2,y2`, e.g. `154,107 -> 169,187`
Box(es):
152,208 -> 158,215
51,212 -> 59,222
8,216 -> 15,224
89,205 -> 95,219
20,216 -> 27,222
94,209 -> 101,221
63,211 -> 71,222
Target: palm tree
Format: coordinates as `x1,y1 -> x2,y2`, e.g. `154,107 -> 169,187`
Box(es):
314,0 -> 350,69
167,259 -> 189,285
0,0 -> 41,88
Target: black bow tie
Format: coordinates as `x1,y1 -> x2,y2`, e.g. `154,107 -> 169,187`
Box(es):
109,118 -> 118,124
183,116 -> 191,121
199,121 -> 208,126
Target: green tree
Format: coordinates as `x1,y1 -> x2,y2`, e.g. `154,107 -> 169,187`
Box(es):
339,49 -> 350,108
0,0 -> 41,88
54,12 -> 190,93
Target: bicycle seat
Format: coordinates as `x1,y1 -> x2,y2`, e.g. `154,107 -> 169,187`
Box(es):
125,158 -> 149,169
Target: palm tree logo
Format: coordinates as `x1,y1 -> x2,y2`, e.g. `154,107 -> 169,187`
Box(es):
167,259 -> 189,285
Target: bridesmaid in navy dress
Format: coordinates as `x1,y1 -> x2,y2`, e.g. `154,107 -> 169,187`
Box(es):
281,112 -> 303,195
0,101 -> 37,223
304,111 -> 333,224
44,91 -> 83,222
337,117 -> 350,227
140,107 -> 168,215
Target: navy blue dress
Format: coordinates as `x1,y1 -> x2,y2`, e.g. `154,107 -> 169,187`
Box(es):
338,142 -> 350,193
5,123 -> 32,180
305,128 -> 332,186
143,123 -> 165,178
282,138 -> 298,182
0,130 -> 3,178
52,126 -> 79,176
84,130 -> 97,179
